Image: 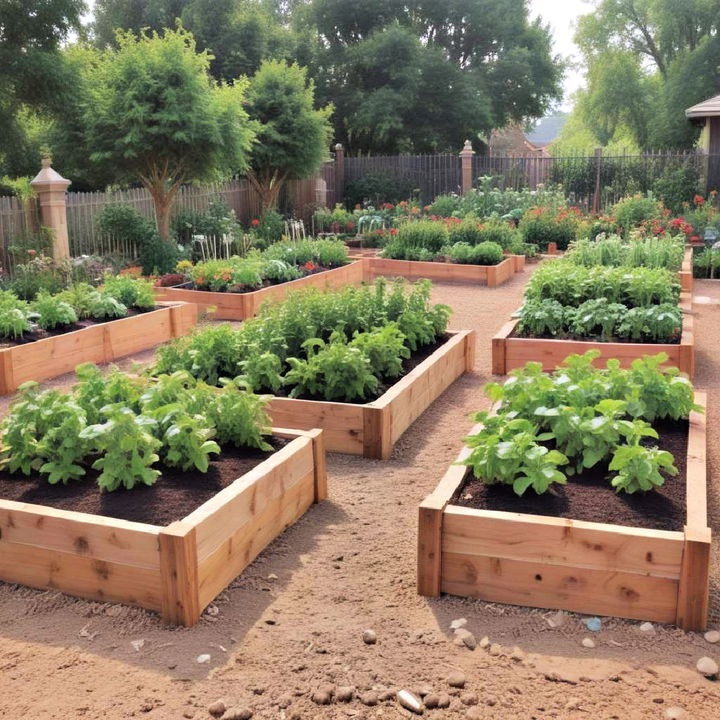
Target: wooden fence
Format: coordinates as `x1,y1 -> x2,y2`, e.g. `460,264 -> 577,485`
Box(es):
0,195 -> 40,273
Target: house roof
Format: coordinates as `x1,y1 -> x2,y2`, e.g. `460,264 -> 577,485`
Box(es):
686,94 -> 720,118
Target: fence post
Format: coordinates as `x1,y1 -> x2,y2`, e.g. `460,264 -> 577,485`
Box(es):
30,157 -> 71,260
592,146 -> 603,215
459,140 -> 475,194
334,143 -> 345,207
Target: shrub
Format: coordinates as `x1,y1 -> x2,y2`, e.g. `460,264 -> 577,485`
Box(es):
250,209 -> 285,246
102,275 -> 156,309
448,218 -> 483,246
11,254 -> 70,300
476,218 -> 519,248
519,207 -> 580,250
394,220 -> 448,253
443,241 -> 504,265
653,166 -> 701,215
693,248 -> 720,278
611,195 -> 661,234
345,172 -> 415,208
429,194 -> 462,217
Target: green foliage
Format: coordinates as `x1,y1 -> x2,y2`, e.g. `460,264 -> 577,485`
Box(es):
463,351 -> 698,496
443,241 -> 504,266
85,27 -> 255,239
692,249 -> 720,279
345,172 -> 416,208
252,209 -> 285,245
616,305 -> 683,343
10,254 -> 70,300
156,409 -> 220,473
31,292 -> 77,330
245,60 -> 332,209
566,236 -> 684,271
653,166 -> 702,214
386,220 -> 448,255
611,195 -> 661,234
447,218 -> 484,246
519,207 -> 580,250
102,275 -> 156,309
153,277 -> 450,401
567,299 -> 627,341
74,363 -> 144,424
516,299 -> 568,338
0,290 -> 31,339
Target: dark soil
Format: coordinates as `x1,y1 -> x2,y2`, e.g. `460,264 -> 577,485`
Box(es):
451,419 -> 688,532
0,307 -> 158,350
0,437 -> 287,525
176,264 -> 346,294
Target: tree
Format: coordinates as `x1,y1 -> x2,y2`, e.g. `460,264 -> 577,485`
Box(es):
0,0 -> 85,177
85,28 -> 255,239
244,59 -> 332,209
304,0 -> 563,153
92,0 -> 190,47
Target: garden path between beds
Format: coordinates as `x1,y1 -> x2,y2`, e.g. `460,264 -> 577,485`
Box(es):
1,268 -> 719,719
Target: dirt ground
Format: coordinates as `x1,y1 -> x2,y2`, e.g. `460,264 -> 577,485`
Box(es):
2,269 -> 720,719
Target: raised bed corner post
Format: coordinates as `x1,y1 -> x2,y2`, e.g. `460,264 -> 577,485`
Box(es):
460,141 -> 475,195
159,521 -> 200,626
417,496 -> 445,596
306,428 -> 328,503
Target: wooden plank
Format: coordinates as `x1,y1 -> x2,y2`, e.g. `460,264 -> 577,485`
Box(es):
187,437 -> 314,558
362,405 -> 388,460
267,397 -> 366,455
196,470 -> 315,610
0,500 -> 160,568
306,428 -> 328,502
417,496 -> 445,596
367,257 -> 516,286
155,262 -> 366,320
158,521 -> 200,626
0,538 -> 162,611
491,322 -> 514,375
443,507 -> 684,578
685,392 -> 707,529
441,551 -> 679,623
676,526 -> 711,631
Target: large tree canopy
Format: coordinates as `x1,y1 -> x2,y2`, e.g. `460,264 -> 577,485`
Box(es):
568,0 -> 720,150
0,0 -> 85,177
86,28 -> 255,238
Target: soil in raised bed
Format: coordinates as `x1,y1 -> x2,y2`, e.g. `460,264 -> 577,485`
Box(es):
0,306 -> 160,350
173,264 -> 347,294
0,437 -> 288,525
451,419 -> 688,532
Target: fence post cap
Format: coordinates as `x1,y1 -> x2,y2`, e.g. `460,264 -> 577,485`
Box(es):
460,140 -> 475,157
334,142 -> 343,151
30,156 -> 70,189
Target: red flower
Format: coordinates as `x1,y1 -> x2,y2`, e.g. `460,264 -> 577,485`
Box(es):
345,220 -> 355,231
251,218 -> 260,227
304,261 -> 317,271
27,249 -> 37,256
694,195 -> 705,206
389,228 -> 398,235
690,235 -> 701,241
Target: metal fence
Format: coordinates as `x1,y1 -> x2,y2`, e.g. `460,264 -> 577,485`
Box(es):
344,154 -> 461,204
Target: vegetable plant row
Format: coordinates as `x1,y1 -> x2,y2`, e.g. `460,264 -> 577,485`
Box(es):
154,278 -> 451,403
0,275 -> 156,343
462,351 -> 697,496
179,238 -> 349,293
1,365 -> 273,492
565,235 -> 685,271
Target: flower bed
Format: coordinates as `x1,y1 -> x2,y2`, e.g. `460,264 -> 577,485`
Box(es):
0,301 -> 197,394
418,357 -> 709,630
0,426 -> 326,625
155,261 -> 366,320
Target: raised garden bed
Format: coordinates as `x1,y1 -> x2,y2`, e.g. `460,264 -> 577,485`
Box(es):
365,255 -> 523,287
0,427 -> 326,626
266,330 -> 476,459
155,261 -> 367,320
680,246 -> 693,293
417,393 -> 709,630
492,293 -> 694,377
0,301 -> 197,395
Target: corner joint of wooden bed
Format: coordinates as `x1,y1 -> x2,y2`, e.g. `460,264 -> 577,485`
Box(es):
676,525 -> 712,631
417,494 -> 446,597
158,521 -> 200,627
305,428 -> 328,502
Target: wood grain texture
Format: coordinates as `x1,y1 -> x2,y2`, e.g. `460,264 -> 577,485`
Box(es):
366,256 -> 518,286
158,522 -> 200,626
0,302 -> 197,395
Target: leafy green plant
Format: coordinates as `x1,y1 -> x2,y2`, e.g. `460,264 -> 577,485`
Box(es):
516,299 -> 568,337
0,290 -> 30,339
31,292 -> 78,330
349,324 -> 409,379
79,406 -> 161,491
102,274 -> 156,309
443,241 -> 504,265
616,304 -> 682,343
204,381 -> 273,450
609,441 -> 678,494
567,299 -> 627,340
155,408 -> 220,472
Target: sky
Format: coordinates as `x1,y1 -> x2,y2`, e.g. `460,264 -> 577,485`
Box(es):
529,0 -> 590,111
82,0 -> 589,112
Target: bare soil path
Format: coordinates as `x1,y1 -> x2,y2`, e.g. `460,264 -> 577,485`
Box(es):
1,270 -> 720,719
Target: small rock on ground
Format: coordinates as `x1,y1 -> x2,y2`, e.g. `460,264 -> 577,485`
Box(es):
362,629 -> 377,645
450,618 -> 467,630
222,709 -> 253,720
665,707 -> 686,719
696,656 -> 718,677
207,699 -> 226,717
360,691 -> 379,706
397,690 -> 423,714
336,686 -> 354,702
460,692 -> 479,706
704,630 -> 720,644
447,671 -> 466,688
581,638 -> 596,649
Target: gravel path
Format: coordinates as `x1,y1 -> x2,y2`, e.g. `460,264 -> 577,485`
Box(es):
1,269 -> 719,719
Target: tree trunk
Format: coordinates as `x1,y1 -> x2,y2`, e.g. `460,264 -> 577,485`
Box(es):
246,169 -> 287,213
155,196 -> 172,242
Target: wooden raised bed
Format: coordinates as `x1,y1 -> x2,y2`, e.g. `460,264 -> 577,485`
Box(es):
155,261 -> 367,320
365,255 -> 522,287
492,293 -> 694,377
267,330 -> 476,459
417,393 -> 710,630
0,301 -> 197,395
0,428 -> 326,626
680,246 -> 693,293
